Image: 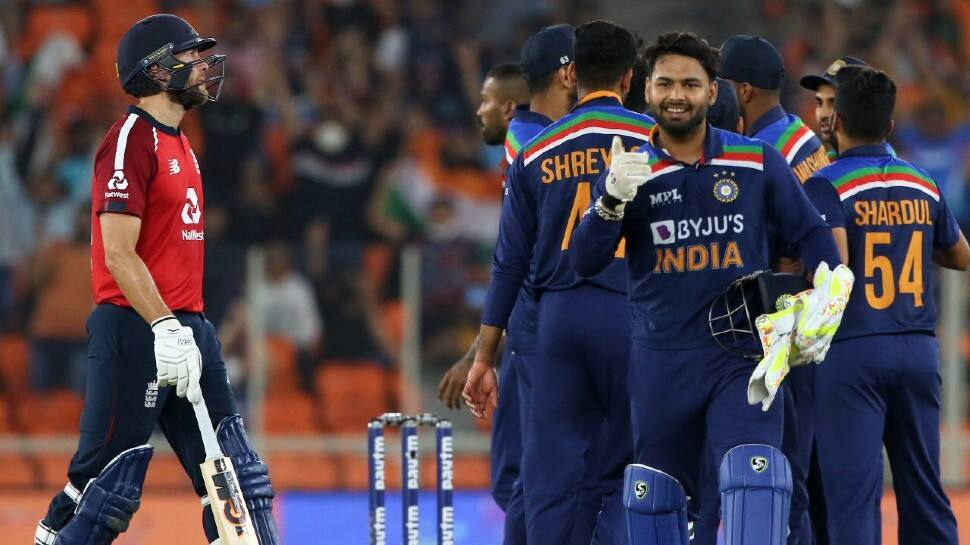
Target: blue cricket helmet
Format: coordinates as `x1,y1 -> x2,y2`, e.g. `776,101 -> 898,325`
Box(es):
117,14 -> 224,100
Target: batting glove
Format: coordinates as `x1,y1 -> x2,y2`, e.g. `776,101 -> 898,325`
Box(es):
152,316 -> 202,404
605,136 -> 651,205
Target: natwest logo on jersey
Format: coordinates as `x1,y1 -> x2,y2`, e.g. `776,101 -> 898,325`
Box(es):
104,170 -> 130,199
180,187 -> 204,241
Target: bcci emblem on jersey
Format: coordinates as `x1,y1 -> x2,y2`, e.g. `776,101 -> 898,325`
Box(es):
713,171 -> 739,203
633,480 -> 649,500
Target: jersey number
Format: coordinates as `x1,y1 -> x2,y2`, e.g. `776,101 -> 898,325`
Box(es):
560,182 -> 626,257
863,231 -> 923,310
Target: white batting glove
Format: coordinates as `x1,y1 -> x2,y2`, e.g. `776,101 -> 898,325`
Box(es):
605,136 -> 651,205
152,316 -> 202,404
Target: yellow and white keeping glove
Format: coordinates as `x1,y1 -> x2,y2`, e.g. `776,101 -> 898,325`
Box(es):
747,295 -> 801,411
792,262 -> 854,364
747,262 -> 854,411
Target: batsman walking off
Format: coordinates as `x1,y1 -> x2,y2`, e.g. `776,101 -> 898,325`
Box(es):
33,14 -> 280,545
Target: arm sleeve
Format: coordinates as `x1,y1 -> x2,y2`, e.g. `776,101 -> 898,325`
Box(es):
91,123 -> 156,217
481,157 -> 537,329
934,193 -> 962,250
570,171 -> 624,277
802,175 -> 845,228
763,144 -> 841,271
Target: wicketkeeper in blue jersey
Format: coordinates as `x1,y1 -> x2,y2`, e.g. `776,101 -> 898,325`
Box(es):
570,32 -> 846,545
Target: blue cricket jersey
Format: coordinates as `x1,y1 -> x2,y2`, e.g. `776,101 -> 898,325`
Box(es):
571,125 -> 840,349
481,92 -> 656,329
503,106 -> 553,351
504,106 -> 551,167
748,105 -> 829,183
803,143 -> 962,340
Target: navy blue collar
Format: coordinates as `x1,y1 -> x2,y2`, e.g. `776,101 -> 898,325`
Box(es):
513,105 -> 553,126
649,123 -> 724,164
128,106 -> 180,136
838,143 -> 893,158
572,91 -> 624,113
747,104 -> 786,137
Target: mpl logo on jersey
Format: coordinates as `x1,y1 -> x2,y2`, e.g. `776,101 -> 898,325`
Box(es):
181,187 -> 205,241
648,188 -> 683,208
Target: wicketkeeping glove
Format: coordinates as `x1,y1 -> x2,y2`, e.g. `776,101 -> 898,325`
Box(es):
747,296 -> 801,411
792,262 -> 854,364
152,316 -> 202,404
605,136 -> 651,204
747,261 -> 854,411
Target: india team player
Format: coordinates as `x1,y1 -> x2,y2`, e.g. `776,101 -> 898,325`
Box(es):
802,66 -> 969,545
570,32 -> 841,545
33,15 -> 279,545
718,35 -> 831,545
799,56 -> 869,159
464,20 -> 655,545
439,25 -> 576,545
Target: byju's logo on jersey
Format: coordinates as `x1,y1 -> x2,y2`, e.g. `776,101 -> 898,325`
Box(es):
168,159 -> 181,175
650,220 -> 676,245
181,187 -> 201,224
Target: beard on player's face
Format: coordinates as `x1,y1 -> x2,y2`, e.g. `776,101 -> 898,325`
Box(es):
653,97 -> 708,137
479,115 -> 507,146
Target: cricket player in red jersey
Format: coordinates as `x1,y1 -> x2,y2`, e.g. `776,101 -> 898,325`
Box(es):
33,14 -> 280,545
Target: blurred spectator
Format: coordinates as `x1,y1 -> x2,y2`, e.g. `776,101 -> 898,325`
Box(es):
893,98 -> 970,228
0,117 -> 33,330
262,240 -> 323,389
27,202 -> 92,392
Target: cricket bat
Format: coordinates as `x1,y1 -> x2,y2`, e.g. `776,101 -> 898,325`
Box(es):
193,395 -> 260,545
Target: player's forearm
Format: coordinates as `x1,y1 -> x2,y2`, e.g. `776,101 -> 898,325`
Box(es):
934,234 -> 970,271
105,248 -> 172,324
798,226 -> 842,273
571,204 -> 623,277
473,325 -> 504,368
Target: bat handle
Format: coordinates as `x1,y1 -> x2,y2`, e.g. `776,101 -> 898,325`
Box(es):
192,394 -> 224,460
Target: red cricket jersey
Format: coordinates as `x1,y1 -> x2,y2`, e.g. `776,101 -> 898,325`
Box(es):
90,106 -> 205,312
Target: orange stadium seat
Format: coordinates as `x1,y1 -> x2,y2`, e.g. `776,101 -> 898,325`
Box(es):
265,335 -> 299,395
17,5 -> 93,59
264,391 -> 319,434
0,454 -> 40,487
144,454 -> 193,489
36,453 -> 73,488
20,391 -> 83,435
314,363 -> 390,432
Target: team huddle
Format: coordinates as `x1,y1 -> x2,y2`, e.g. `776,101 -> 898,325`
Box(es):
450,20 -> 970,545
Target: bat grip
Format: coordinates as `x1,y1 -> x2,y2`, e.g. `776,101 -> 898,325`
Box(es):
192,394 -> 224,460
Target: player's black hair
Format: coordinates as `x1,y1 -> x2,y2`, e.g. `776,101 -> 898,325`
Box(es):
642,32 -> 719,82
834,65 -> 895,141
574,20 -> 638,90
526,70 -> 556,95
624,43 -> 648,113
486,63 -> 524,82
